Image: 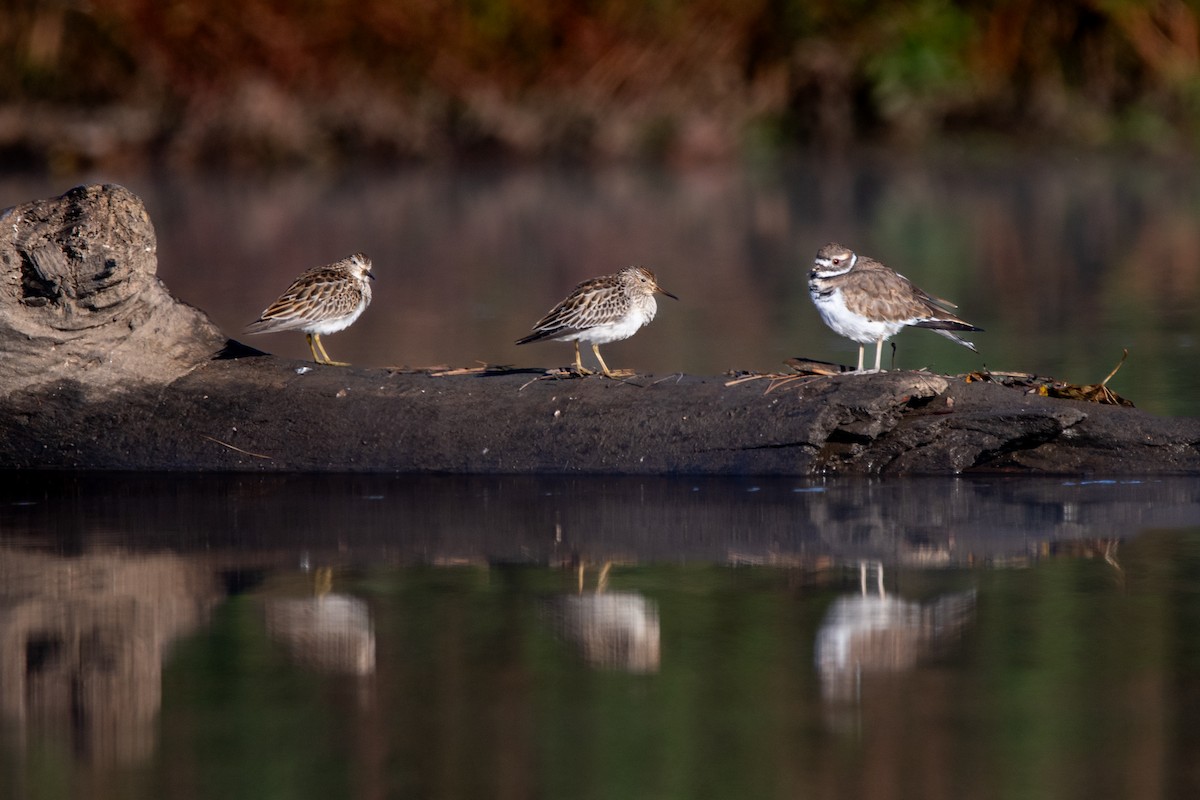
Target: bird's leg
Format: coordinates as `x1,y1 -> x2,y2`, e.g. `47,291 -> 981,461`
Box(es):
314,334 -> 332,363
312,333 -> 350,367
593,344 -> 633,378
306,333 -> 325,364
856,344 -> 865,373
572,341 -> 594,375
593,344 -> 612,377
872,338 -> 884,372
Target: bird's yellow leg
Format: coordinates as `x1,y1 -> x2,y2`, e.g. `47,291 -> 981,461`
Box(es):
593,345 -> 632,378
312,333 -> 350,367
306,333 -> 325,364
572,341 -> 593,375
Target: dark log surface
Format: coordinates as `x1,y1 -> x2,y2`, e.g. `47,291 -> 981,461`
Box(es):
4,184 -> 1199,475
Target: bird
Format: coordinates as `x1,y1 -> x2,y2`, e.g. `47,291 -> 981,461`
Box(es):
808,243 -> 981,372
245,253 -> 374,366
516,265 -> 678,377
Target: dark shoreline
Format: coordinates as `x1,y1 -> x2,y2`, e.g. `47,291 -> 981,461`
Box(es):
4,354 -> 1199,475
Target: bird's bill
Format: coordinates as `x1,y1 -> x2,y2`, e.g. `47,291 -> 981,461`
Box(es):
656,285 -> 679,300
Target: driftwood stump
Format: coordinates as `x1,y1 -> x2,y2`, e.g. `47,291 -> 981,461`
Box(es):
0,183 -> 225,397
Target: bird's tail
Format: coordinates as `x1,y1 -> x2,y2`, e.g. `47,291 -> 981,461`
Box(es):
928,326 -> 979,353
515,328 -> 559,346
914,315 -> 981,349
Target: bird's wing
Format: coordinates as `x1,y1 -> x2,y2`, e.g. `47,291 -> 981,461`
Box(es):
245,267 -> 363,332
523,277 -> 625,337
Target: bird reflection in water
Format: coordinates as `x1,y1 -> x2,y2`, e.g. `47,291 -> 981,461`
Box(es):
814,562 -> 975,709
546,562 -> 661,673
264,567 -> 375,676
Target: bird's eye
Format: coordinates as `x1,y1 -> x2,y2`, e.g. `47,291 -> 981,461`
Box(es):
832,258 -> 840,265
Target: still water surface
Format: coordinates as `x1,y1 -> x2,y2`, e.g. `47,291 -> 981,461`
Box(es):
3,154 -> 1199,414
4,157 -> 1200,797
3,472 -> 1200,799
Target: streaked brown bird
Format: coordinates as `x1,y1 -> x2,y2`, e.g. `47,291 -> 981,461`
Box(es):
245,253 -> 374,366
516,265 -> 677,377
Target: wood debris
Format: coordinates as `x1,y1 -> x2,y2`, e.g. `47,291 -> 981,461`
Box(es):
964,349 -> 1133,407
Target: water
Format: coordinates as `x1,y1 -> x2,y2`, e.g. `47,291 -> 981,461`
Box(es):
3,155 -> 1199,415
3,472 -> 1200,799
4,158 -> 1200,797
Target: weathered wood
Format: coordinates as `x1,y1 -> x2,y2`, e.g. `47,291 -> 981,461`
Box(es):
3,184 -> 1199,475
1,183 -> 226,398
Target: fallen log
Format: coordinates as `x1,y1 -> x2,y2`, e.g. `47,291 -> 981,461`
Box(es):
3,184 -> 1199,475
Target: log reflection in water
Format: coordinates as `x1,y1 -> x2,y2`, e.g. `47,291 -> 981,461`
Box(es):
0,550 -> 220,765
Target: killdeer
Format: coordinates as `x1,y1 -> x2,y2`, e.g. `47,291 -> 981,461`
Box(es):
808,243 -> 981,372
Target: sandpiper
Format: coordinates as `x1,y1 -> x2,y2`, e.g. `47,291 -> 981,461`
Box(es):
516,265 -> 678,377
245,252 -> 374,366
808,243 -> 981,372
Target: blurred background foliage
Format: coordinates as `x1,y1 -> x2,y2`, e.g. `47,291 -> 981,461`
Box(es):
4,0 -> 1200,170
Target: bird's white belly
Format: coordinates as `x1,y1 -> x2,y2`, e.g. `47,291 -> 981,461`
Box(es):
811,289 -> 905,344
305,303 -> 367,335
554,304 -> 655,345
